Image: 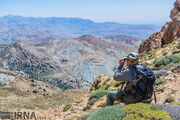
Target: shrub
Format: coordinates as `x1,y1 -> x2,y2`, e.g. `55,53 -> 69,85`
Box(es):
172,48 -> 180,54
89,90 -> 109,101
123,103 -> 172,120
112,81 -> 122,87
154,53 -> 180,68
65,112 -> 90,120
155,76 -> 167,85
102,77 -> 111,85
163,52 -> 168,56
87,105 -> 125,120
145,50 -> 157,60
170,101 -> 180,106
63,103 -> 72,112
177,41 -> 180,49
99,84 -> 110,90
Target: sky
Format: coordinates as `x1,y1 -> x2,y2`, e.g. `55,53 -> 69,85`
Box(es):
0,0 -> 176,25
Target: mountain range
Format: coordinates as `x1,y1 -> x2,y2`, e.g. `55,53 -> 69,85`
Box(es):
0,15 -> 161,45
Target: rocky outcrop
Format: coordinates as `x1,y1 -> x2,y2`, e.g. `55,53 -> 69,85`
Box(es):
138,23 -> 170,55
139,0 -> 180,56
162,0 -> 180,45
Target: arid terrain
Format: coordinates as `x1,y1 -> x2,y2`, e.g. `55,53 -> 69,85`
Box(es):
0,0 -> 180,120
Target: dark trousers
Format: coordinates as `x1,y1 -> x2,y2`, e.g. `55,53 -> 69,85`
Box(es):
106,91 -> 139,106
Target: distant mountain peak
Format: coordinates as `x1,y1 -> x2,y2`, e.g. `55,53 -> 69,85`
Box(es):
78,34 -> 101,40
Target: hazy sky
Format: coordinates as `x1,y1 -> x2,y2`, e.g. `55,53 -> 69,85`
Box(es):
0,0 -> 176,25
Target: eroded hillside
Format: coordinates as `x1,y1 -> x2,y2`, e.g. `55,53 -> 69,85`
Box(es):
25,34 -> 139,89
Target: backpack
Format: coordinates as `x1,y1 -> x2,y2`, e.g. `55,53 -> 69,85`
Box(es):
129,65 -> 156,101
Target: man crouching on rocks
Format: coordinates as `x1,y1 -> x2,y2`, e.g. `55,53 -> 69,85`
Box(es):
107,53 -> 146,105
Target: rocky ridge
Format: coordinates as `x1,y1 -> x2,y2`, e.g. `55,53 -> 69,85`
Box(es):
139,0 -> 180,56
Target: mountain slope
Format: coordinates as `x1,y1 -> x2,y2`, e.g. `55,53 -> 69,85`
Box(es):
0,34 -> 140,90
104,35 -> 142,48
0,42 -> 79,90
26,34 -> 138,89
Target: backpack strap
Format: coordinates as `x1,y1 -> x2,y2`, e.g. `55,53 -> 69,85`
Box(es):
153,87 -> 157,103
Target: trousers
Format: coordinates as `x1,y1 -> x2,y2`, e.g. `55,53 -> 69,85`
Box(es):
106,91 -> 139,106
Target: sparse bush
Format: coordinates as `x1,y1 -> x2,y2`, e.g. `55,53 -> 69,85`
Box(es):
99,84 -> 110,90
172,48 -> 180,54
63,103 -> 72,112
170,101 -> 180,106
154,53 -> 180,69
95,78 -> 102,82
0,88 -> 10,97
177,41 -> 180,49
123,103 -> 172,120
155,76 -> 167,85
87,105 -> 125,120
89,90 -> 109,101
163,52 -> 168,56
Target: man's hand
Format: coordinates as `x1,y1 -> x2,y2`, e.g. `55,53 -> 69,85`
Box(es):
119,59 -> 125,66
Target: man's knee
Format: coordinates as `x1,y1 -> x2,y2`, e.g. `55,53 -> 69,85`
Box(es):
107,92 -> 113,97
107,91 -> 120,100
107,92 -> 113,101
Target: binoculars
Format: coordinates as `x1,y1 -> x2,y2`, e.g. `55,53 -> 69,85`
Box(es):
124,58 -> 128,61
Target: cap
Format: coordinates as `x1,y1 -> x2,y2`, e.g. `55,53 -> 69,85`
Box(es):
127,52 -> 139,61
